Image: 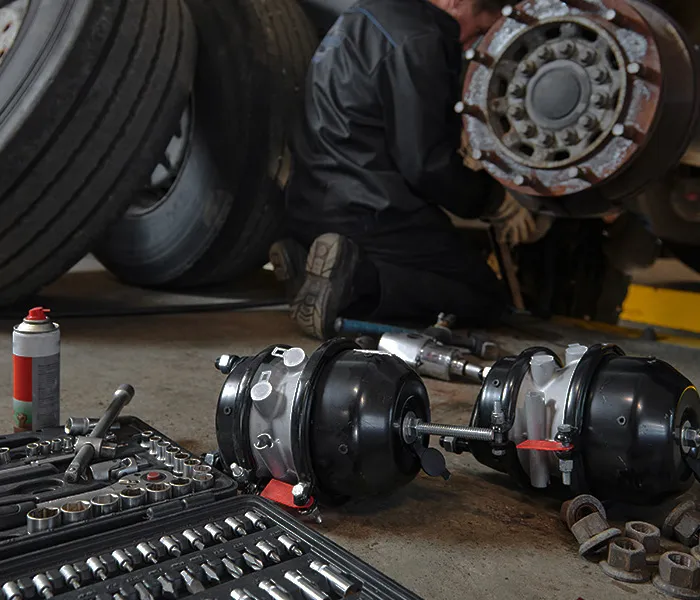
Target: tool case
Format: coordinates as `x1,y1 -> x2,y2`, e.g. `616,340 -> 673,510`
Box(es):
0,417 -> 423,600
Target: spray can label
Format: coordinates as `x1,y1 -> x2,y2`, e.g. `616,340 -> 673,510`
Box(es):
12,307 -> 60,432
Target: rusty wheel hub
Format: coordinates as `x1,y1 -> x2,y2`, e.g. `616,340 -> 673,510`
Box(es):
462,0 -> 700,208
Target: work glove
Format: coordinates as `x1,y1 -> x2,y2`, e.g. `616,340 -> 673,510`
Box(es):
486,191 -> 554,247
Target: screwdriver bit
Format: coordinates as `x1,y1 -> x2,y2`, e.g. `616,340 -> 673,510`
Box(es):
112,549 -> 134,573
157,577 -> 176,600
180,570 -> 205,595
159,536 -> 182,557
231,589 -> 258,600
183,529 -> 206,551
134,583 -> 154,600
224,517 -> 247,537
222,557 -> 244,579
32,575 -> 53,600
242,551 -> 265,571
244,511 -> 267,530
200,563 -> 221,585
255,540 -> 281,563
277,535 -> 303,557
59,565 -> 81,590
2,582 -> 22,600
137,542 -> 159,565
284,571 -> 330,600
86,557 -> 108,581
204,523 -> 227,544
259,580 -> 294,600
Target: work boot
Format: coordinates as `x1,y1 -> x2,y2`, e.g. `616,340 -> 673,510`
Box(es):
269,238 -> 307,302
290,233 -> 360,340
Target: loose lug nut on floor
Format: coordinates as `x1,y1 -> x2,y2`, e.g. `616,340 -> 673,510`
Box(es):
653,551 -> 700,599
568,504 -> 620,557
664,501 -> 700,548
560,494 -> 607,530
626,521 -> 662,565
600,537 -> 650,583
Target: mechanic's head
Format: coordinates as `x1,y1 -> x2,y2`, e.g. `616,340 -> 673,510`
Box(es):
433,0 -> 508,47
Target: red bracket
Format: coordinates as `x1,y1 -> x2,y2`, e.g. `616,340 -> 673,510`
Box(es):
516,440 -> 573,452
260,479 -> 314,510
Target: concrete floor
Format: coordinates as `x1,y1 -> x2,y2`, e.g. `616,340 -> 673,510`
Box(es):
1,280 -> 700,599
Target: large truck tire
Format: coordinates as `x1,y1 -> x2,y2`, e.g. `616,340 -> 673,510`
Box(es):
0,0 -> 197,306
94,0 -> 318,288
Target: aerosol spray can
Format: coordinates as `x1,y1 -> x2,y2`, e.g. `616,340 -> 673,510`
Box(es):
12,308 -> 60,432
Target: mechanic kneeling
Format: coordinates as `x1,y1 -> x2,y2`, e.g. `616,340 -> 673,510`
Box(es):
270,0 -> 513,340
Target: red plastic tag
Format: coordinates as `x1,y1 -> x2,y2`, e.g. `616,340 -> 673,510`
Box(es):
516,440 -> 573,452
260,479 -> 314,510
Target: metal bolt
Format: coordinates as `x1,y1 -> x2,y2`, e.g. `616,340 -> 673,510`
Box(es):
604,9 -> 643,34
508,105 -> 526,120
465,48 -> 494,67
455,102 -> 486,122
292,483 -> 311,506
502,5 -> 538,25
593,68 -> 609,84
509,84 -> 526,99
557,41 -> 576,58
592,92 -> 610,108
563,129 -> 580,146
537,46 -> 555,62
567,166 -> 595,182
523,123 -> 537,138
580,48 -> 597,66
519,61 -> 537,77
579,114 -> 598,131
562,0 -> 598,10
539,132 -> 556,147
215,354 -> 238,374
627,62 -> 660,83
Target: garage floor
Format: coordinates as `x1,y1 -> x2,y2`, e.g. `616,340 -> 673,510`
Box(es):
1,263 -> 699,600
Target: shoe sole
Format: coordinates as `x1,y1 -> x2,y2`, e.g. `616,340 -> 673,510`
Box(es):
291,234 -> 357,339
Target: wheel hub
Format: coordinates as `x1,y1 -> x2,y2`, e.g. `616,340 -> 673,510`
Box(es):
0,0 -> 29,68
461,0 -> 699,203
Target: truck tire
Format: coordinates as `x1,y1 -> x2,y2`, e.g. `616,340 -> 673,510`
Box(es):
94,0 -> 318,288
0,0 -> 196,306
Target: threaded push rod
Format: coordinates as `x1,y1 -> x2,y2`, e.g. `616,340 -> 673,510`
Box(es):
414,421 -> 495,442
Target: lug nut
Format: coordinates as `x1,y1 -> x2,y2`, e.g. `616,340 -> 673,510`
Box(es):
592,92 -> 610,108
562,129 -> 580,146
508,105 -> 526,120
539,132 -> 556,147
537,46 -> 554,62
580,48 -> 597,66
654,551 -> 700,597
593,68 -> 610,84
579,114 -> 598,131
557,41 -> 576,58
522,123 -> 537,138
600,537 -> 650,583
519,61 -> 537,77
508,84 -> 526,99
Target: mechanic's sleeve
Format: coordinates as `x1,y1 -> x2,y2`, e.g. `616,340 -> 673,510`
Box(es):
379,33 -> 502,219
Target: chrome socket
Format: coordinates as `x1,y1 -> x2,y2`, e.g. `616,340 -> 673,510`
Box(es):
3,582 -> 22,600
193,464 -> 212,475
39,441 -> 51,455
64,416 -> 92,436
165,446 -> 178,468
62,437 -> 74,452
148,435 -> 162,455
26,507 -> 61,534
173,452 -> 190,475
60,500 -> 93,524
310,561 -> 362,596
50,439 -> 62,453
156,440 -> 169,462
59,564 -> 81,590
119,486 -> 146,510
26,442 -> 39,457
259,580 -> 294,600
283,571 -> 328,600
193,473 -> 214,492
146,482 -> 172,503
91,493 -> 120,516
140,430 -> 154,448
0,447 -> 10,464
182,458 -> 201,478
33,573 -> 53,600
170,477 -> 193,497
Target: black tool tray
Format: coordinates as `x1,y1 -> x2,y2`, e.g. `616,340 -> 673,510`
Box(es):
0,419 -> 423,600
0,417 -> 236,546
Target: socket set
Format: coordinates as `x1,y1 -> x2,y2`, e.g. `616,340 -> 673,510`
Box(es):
0,496 -> 422,600
0,416 -> 235,544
